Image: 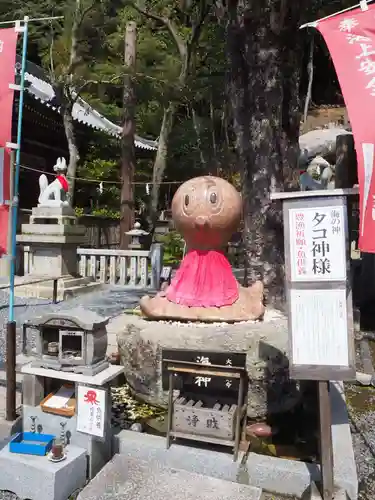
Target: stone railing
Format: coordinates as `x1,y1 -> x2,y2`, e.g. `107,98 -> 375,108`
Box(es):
77,246 -> 163,288
23,246 -> 32,275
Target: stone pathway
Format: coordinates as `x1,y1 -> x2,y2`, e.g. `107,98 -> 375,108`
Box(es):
77,456 -> 262,500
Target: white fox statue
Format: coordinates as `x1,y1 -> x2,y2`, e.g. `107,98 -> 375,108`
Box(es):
38,157 -> 70,207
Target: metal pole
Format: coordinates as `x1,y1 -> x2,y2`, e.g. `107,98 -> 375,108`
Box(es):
3,151 -> 15,278
8,16 -> 29,324
6,321 -> 16,421
300,0 -> 374,29
0,16 -> 63,26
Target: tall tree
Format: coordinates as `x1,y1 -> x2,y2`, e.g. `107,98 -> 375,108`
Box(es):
121,21 -> 137,248
47,0 -> 108,201
224,1 -> 311,307
129,0 -> 212,230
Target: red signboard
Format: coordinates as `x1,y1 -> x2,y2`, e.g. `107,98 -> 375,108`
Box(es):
317,4 -> 375,252
0,28 -> 18,256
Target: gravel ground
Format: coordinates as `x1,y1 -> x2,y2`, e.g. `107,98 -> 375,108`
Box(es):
346,337 -> 375,499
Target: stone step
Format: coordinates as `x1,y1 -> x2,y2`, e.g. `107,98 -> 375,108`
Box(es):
77,455 -> 262,500
115,429 -> 250,487
55,276 -> 94,288
13,280 -> 103,300
62,281 -> 104,299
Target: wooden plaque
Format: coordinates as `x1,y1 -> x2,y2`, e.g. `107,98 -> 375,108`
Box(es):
283,195 -> 355,381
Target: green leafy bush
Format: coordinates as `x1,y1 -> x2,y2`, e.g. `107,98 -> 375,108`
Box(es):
159,231 -> 184,265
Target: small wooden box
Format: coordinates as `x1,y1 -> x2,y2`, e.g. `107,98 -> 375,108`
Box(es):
173,398 -> 237,440
40,384 -> 76,417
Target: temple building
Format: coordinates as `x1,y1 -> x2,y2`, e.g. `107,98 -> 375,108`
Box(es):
13,58 -> 157,208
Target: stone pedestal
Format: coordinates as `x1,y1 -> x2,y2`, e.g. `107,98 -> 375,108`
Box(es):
15,206 -> 101,299
117,311 -> 303,419
0,444 -> 87,500
19,362 -> 125,479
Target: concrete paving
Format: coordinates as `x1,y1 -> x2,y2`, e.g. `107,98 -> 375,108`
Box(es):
0,386 -> 21,421
77,455 -> 262,500
113,381 -> 358,500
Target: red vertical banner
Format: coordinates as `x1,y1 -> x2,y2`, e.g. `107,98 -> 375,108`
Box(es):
316,4 -> 375,252
0,28 -> 18,256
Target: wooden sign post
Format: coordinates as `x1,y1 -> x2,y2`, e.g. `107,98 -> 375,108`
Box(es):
162,348 -> 248,461
271,189 -> 357,500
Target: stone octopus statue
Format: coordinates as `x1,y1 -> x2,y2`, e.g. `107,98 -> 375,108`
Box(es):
140,176 -> 265,322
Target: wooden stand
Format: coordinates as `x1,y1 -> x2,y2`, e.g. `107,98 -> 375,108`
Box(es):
270,190 -> 357,500
318,381 -> 334,500
164,358 -> 248,461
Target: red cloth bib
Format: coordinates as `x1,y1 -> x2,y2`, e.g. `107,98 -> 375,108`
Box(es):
166,249 -> 239,307
57,175 -> 69,192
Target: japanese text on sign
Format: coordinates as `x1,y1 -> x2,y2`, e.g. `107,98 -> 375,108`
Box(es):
76,385 -> 106,438
338,16 -> 375,97
186,414 -> 220,430
289,206 -> 346,282
194,355 -> 233,389
290,288 -> 348,367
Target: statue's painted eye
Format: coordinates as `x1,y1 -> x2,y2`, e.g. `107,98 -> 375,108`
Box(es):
210,192 -> 217,204
184,194 -> 189,206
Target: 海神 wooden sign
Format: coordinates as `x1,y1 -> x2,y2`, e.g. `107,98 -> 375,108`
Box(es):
272,191 -> 356,382
162,348 -> 246,402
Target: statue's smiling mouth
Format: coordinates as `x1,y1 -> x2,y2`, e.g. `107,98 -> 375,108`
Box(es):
194,215 -> 210,230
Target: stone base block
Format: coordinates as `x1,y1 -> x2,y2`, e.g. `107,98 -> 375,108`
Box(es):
32,206 -> 76,218
117,310 -> 299,419
20,224 -> 85,237
113,382 -> 358,499
23,399 -> 113,479
31,358 -> 109,376
0,444 -> 87,500
19,242 -> 81,276
11,275 -> 103,301
17,233 -> 86,245
77,455 -> 262,500
30,206 -> 77,225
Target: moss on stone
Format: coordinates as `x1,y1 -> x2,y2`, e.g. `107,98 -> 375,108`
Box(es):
346,384 -> 375,414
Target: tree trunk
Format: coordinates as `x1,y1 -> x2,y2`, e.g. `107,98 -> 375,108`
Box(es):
148,102 -> 176,230
120,22 -> 137,249
226,1 -> 307,309
62,102 -> 80,204
191,106 -> 208,169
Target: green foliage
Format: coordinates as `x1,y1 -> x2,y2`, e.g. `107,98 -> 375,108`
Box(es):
74,206 -> 84,217
0,0 -> 350,215
0,0 -> 238,214
158,230 -> 184,265
91,207 -> 121,218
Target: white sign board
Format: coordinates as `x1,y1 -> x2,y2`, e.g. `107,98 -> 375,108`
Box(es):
289,206 -> 346,282
290,288 -> 349,367
76,385 -> 106,438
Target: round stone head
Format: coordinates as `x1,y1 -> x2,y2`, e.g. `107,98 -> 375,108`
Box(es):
171,176 -> 242,249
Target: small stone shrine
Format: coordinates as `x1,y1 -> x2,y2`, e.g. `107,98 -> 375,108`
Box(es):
2,307 -> 125,500
29,308 -> 109,376
16,157 -> 100,299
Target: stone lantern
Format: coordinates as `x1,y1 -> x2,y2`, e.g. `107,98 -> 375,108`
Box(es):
126,222 -> 149,249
